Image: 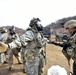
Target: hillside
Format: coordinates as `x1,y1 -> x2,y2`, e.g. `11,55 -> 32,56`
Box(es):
0,26 -> 25,35
47,15 -> 76,29
44,15 -> 76,35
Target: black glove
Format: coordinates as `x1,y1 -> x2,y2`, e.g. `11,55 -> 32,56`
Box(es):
63,42 -> 71,51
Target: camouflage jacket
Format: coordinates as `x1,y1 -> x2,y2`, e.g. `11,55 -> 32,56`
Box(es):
0,33 -> 8,43
65,30 -> 76,61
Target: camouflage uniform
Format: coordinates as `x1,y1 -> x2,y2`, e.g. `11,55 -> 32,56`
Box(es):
6,28 -> 22,70
0,28 -> 8,64
64,20 -> 76,75
21,47 -> 27,73
7,18 -> 46,75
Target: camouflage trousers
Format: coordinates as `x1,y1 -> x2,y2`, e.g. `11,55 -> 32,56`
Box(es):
25,55 -> 45,75
21,48 -> 27,71
0,53 -> 5,63
6,48 -> 22,68
0,52 -> 7,64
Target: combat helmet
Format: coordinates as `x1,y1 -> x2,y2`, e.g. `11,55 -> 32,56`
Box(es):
29,17 -> 41,27
64,19 -> 76,29
1,28 -> 8,33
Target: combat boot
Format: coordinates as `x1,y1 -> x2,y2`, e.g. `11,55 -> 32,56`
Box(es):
8,67 -> 14,71
22,69 -> 26,73
18,61 -> 22,64
2,61 -> 7,64
16,56 -> 22,64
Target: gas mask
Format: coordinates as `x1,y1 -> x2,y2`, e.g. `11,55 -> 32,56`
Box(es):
29,18 -> 43,31
36,22 -> 43,31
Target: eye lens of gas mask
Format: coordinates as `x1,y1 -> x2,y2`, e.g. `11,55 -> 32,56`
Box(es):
36,22 -> 43,31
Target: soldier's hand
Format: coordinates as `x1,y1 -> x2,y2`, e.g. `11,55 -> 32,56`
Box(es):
0,41 -> 8,53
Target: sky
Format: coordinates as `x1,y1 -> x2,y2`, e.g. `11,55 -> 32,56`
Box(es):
0,0 -> 76,29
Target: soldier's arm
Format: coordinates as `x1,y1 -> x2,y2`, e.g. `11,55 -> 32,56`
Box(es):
0,33 -> 8,42
9,30 -> 34,49
8,37 -> 22,49
0,37 -> 23,53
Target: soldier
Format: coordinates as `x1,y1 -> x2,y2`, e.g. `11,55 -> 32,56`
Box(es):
63,19 -> 76,75
48,20 -> 76,75
6,26 -> 22,71
0,18 -> 47,75
0,28 -> 8,64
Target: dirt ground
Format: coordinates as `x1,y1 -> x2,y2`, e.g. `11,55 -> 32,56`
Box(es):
0,44 -> 70,75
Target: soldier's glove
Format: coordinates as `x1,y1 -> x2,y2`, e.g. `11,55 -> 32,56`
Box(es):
0,41 -> 8,53
63,42 -> 71,51
48,40 -> 63,47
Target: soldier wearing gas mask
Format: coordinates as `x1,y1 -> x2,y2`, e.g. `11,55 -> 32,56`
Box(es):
6,26 -> 22,71
0,18 -> 47,75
